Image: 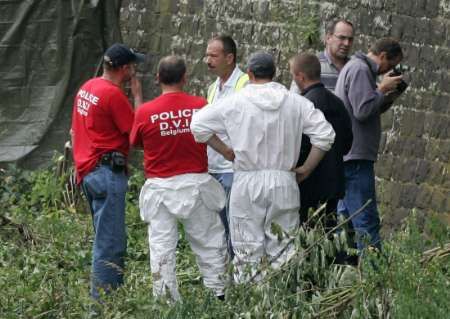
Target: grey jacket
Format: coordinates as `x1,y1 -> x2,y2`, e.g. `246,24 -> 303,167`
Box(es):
335,51 -> 386,162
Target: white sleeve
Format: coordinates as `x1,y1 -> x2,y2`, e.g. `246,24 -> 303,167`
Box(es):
300,98 -> 335,151
190,100 -> 227,143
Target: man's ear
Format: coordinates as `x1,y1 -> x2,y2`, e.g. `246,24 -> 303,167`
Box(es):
300,71 -> 307,82
181,72 -> 188,85
379,51 -> 388,62
226,53 -> 234,65
156,73 -> 160,84
247,69 -> 256,81
324,32 -> 332,45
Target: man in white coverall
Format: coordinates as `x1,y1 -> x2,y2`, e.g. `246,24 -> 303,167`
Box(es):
191,52 -> 335,282
130,56 -> 227,300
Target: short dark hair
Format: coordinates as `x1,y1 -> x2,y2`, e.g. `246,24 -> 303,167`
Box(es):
325,19 -> 353,35
290,53 -> 321,81
369,37 -> 403,60
103,61 -> 121,71
157,56 -> 186,85
209,34 -> 237,63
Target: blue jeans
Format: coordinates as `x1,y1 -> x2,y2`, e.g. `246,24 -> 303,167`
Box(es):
337,160 -> 381,252
211,172 -> 233,258
82,165 -> 128,299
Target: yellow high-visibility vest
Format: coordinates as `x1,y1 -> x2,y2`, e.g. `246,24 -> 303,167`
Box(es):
207,73 -> 249,104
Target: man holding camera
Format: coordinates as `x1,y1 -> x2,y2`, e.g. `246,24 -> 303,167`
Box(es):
335,38 -> 406,253
71,43 -> 144,299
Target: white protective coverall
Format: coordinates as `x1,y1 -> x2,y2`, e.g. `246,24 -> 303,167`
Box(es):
190,82 -> 335,282
139,173 -> 227,299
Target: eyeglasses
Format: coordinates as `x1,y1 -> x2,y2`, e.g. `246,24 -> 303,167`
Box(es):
333,34 -> 354,42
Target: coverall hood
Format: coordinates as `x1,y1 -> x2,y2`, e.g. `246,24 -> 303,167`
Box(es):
241,82 -> 288,111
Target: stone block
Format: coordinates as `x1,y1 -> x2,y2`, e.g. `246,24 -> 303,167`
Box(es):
408,69 -> 427,90
442,166 -> 450,188
394,1 -> 412,16
370,0 -> 384,10
424,113 -> 448,139
382,206 -> 412,233
187,0 -> 204,14
401,43 -> 420,68
381,108 -> 394,131
393,157 -> 419,183
425,0 -> 440,18
419,45 -> 437,71
425,139 -> 450,163
372,13 -> 391,37
397,136 -> 426,159
400,184 -> 420,208
256,0 -> 270,21
430,188 -> 448,213
446,21 -> 450,47
415,159 -> 430,184
415,18 -> 432,41
429,19 -> 446,46
439,71 -> 450,93
376,153 -> 394,180
398,110 -> 425,137
425,161 -> 446,186
379,132 -> 387,152
377,180 -> 402,208
431,94 -> 449,114
415,184 -> 433,209
357,10 -> 374,35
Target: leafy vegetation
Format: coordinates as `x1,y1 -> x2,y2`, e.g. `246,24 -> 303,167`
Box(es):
0,159 -> 449,318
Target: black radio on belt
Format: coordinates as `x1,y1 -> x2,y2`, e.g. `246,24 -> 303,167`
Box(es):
100,152 -> 126,172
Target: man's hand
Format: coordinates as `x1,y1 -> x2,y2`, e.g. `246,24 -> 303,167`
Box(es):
293,165 -> 312,183
292,146 -> 327,183
378,73 -> 402,94
206,135 -> 235,162
223,147 -> 235,162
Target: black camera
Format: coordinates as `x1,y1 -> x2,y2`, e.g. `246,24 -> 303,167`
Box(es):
389,64 -> 409,93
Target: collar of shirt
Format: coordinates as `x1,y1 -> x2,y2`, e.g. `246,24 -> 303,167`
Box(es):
354,51 -> 379,76
215,65 -> 243,92
301,82 -> 324,96
322,50 -> 349,71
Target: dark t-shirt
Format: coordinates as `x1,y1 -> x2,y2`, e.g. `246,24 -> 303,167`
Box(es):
298,83 -> 353,206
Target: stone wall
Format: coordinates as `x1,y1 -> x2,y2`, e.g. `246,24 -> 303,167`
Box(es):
120,0 -> 450,228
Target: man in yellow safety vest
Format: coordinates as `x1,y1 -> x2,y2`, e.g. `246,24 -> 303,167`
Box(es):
205,34 -> 248,258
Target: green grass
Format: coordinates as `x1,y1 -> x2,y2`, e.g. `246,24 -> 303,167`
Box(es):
0,162 -> 449,318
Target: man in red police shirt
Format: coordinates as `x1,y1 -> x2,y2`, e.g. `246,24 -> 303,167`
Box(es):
130,56 -> 227,301
71,43 -> 144,299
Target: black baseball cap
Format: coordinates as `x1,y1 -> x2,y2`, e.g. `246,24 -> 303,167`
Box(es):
104,43 -> 145,68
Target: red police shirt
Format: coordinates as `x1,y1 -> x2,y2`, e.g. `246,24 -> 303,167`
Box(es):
71,77 -> 134,183
130,92 -> 207,178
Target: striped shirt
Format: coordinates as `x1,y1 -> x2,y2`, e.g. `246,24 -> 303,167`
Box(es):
290,51 -> 349,94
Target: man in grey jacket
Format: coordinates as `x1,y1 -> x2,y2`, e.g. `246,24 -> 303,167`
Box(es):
334,38 -> 405,252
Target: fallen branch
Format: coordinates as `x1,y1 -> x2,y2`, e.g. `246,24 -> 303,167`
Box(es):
249,200 -> 372,283
0,215 -> 36,244
420,243 -> 450,265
